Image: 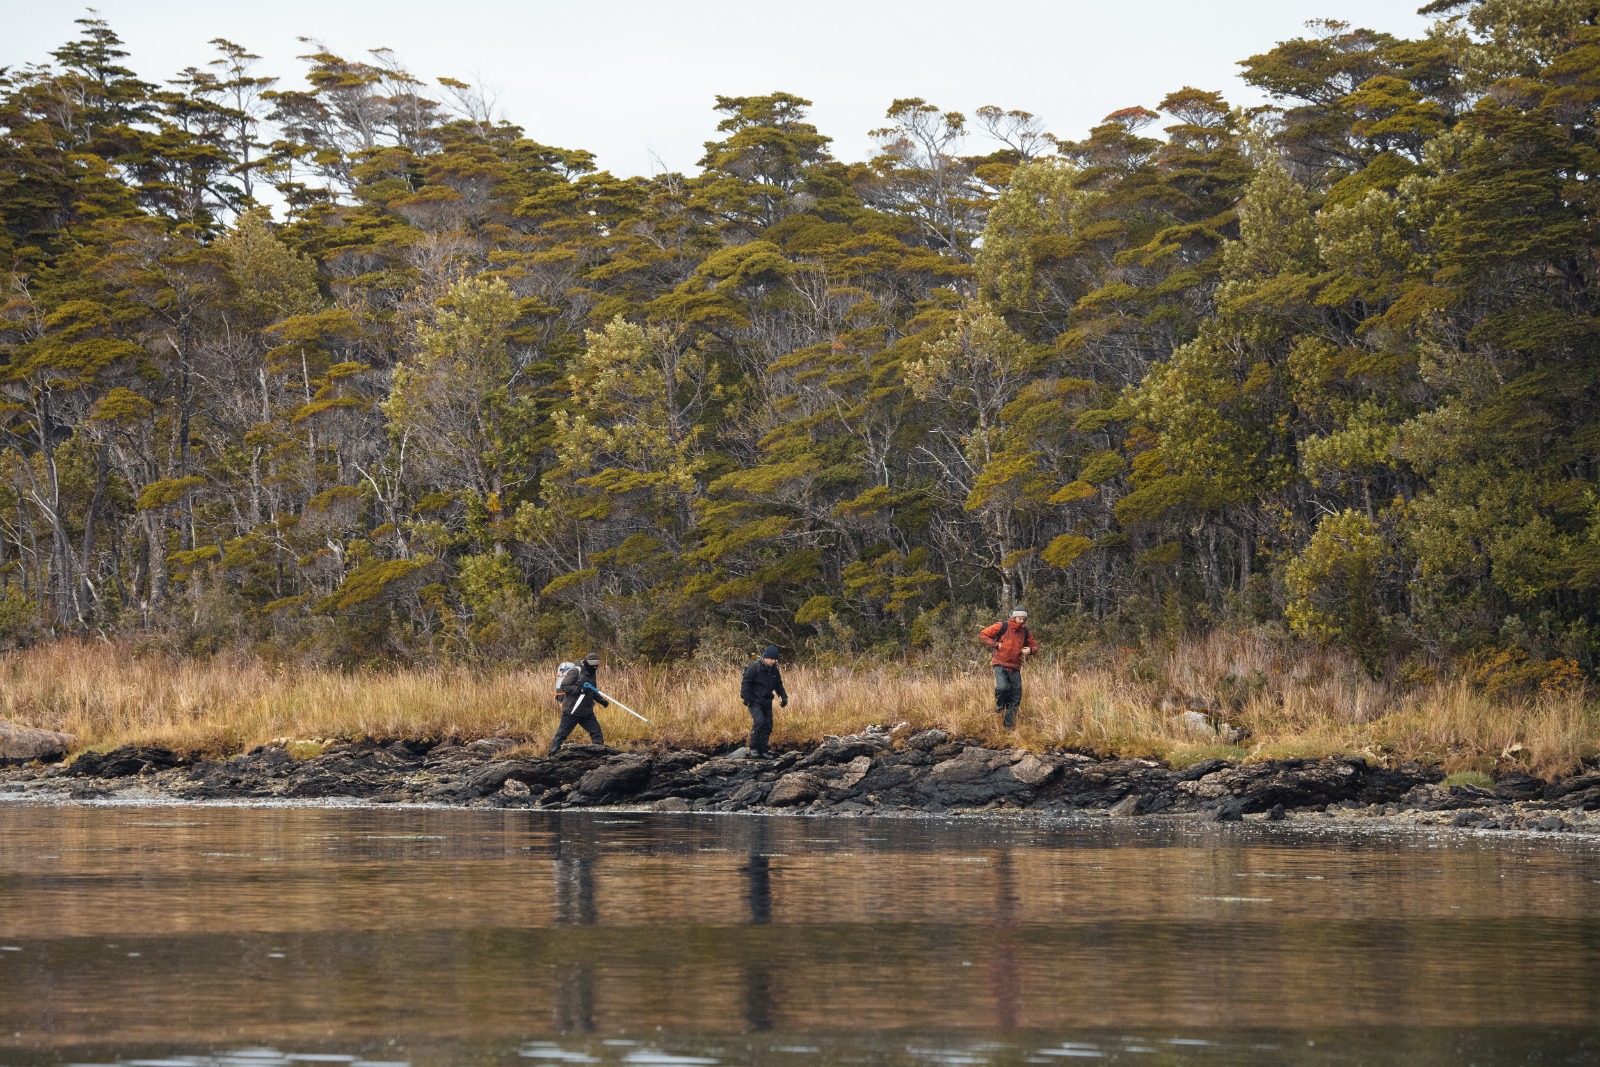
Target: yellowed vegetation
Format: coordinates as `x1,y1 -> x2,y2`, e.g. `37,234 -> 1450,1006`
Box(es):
0,633 -> 1593,777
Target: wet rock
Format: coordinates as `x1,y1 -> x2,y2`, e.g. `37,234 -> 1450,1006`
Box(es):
69,745 -> 186,778
0,721 -> 75,764
572,755 -> 653,803
1009,753 -> 1056,788
795,734 -> 890,770
1185,759 -> 1414,814
1402,782 -> 1504,812
1204,797 -> 1245,822
1535,815 -> 1567,832
724,746 -> 751,761
1108,794 -> 1142,818
1173,758 -> 1233,782
465,762 -> 522,797
653,796 -> 690,812
917,747 -> 1031,807
1052,759 -> 1170,809
906,729 -> 950,752
834,755 -> 874,790
767,772 -> 825,806
1493,771 -> 1547,802
500,778 -> 531,798
1545,774 -> 1600,810
727,779 -> 770,808
927,746 -> 1012,784
1266,804 -> 1285,821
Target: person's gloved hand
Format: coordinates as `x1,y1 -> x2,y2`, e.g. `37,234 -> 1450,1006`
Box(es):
780,696 -> 788,708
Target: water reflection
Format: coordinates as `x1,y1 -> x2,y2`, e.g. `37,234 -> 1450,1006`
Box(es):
1,804 -> 1598,1065
551,815 -> 599,1034
742,817 -> 774,1031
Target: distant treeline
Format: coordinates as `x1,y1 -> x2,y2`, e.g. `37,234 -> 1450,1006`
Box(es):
0,1 -> 1596,682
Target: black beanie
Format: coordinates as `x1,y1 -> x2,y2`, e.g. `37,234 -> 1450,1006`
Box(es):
763,645 -> 781,660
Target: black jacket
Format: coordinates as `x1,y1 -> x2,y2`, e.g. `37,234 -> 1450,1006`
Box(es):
741,660 -> 787,707
557,664 -> 610,714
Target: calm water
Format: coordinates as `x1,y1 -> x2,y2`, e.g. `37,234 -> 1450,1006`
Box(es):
0,804 -> 1597,1066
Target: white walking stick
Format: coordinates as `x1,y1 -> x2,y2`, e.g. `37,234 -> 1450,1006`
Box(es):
586,684 -> 649,723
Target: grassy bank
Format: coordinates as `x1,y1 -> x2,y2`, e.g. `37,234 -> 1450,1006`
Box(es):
1,634 -> 1595,777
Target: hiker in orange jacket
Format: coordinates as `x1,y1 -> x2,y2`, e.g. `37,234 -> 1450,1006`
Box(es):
980,608 -> 1038,729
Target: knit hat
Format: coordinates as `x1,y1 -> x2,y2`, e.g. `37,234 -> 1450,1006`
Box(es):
763,645 -> 782,660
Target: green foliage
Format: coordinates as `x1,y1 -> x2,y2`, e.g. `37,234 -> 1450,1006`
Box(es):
1286,511 -> 1391,670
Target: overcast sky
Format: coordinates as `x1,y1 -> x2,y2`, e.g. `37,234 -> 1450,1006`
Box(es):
5,1 -> 1436,177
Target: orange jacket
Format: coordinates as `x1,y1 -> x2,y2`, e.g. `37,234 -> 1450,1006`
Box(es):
980,619 -> 1037,669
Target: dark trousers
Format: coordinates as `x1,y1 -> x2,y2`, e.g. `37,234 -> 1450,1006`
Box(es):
550,697 -> 604,753
748,701 -> 773,753
994,666 -> 1022,728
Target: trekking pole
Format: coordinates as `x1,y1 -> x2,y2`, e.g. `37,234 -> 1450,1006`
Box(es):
585,683 -> 649,723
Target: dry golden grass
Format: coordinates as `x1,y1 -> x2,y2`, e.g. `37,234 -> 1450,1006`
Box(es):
1,632 -> 1594,777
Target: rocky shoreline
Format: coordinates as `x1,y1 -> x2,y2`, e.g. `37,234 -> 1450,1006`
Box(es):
2,726 -> 1598,835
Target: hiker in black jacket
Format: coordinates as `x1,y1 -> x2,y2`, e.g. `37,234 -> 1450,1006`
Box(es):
550,651 -> 610,754
740,645 -> 788,755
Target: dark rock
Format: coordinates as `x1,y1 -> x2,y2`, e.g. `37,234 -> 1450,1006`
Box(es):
726,779 -> 770,808
572,756 -> 653,803
653,796 -> 690,812
1108,794 -> 1142,818
1544,773 -> 1600,800
1557,788 -> 1600,811
1204,798 -> 1245,822
767,772 -> 825,806
1493,771 -> 1547,801
69,745 -> 187,778
653,750 -> 708,774
1184,759 -> 1410,814
1009,753 -> 1057,787
0,721 -> 75,764
1447,783 -> 1503,805
906,729 -> 950,752
916,747 -> 1032,807
1266,804 -> 1285,821
796,735 -> 890,770
1535,815 -> 1567,832
1545,774 -> 1600,810
1173,758 -> 1232,782
465,762 -> 522,797
1451,810 -> 1485,828
1401,783 -> 1502,812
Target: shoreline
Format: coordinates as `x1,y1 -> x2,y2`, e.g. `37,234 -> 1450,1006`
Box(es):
4,727 -> 1597,839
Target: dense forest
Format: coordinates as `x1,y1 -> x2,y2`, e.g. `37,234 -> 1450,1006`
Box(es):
0,1 -> 1596,684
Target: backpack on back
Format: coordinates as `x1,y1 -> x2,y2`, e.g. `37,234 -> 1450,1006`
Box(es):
554,661 -> 577,701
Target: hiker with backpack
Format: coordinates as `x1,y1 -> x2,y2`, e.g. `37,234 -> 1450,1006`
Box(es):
980,608 -> 1038,729
740,645 -> 788,756
549,651 -> 610,754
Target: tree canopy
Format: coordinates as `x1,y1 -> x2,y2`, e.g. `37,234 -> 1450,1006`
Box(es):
0,5 -> 1596,685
